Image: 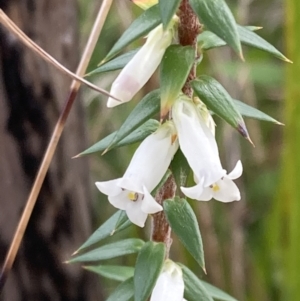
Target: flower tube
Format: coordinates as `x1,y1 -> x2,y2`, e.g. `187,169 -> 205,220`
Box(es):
95,121 -> 178,227
172,98 -> 225,199
150,260 -> 185,301
107,24 -> 174,108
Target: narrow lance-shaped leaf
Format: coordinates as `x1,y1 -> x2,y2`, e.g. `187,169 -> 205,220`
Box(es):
74,210 -> 131,253
189,0 -> 243,58
198,25 -> 291,62
75,119 -> 159,157
106,277 -> 134,301
83,265 -> 134,282
87,48 -> 140,76
102,4 -> 161,63
198,25 -> 259,50
201,281 -> 238,301
134,242 -> 166,301
160,45 -> 195,117
132,0 -> 158,10
69,239 -> 144,263
159,0 -> 181,29
164,197 -> 205,270
191,75 -> 252,143
233,99 -> 283,124
103,89 -> 161,153
179,264 -> 213,301
238,25 -> 291,62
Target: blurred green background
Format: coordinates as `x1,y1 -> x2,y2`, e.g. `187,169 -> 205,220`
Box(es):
77,0 -> 299,300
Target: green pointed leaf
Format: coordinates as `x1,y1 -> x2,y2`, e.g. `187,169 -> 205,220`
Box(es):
233,99 -> 282,124
179,265 -> 213,301
159,0 -> 180,29
87,48 -> 140,76
164,197 -> 205,269
197,30 -> 227,50
103,4 -> 161,63
160,45 -> 194,117
105,89 -> 161,152
198,25 -> 258,50
75,210 -> 131,252
198,25 -> 290,62
189,0 -> 242,58
106,277 -> 134,301
69,239 -> 144,263
237,25 -> 291,62
170,149 -> 191,191
84,265 -> 134,282
134,241 -> 166,301
201,281 -> 238,301
191,76 -> 251,142
77,119 -> 160,157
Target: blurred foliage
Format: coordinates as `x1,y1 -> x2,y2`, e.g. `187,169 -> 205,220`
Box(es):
76,0 -> 294,300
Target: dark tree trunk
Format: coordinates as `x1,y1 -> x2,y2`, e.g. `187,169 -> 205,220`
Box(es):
0,0 -> 101,300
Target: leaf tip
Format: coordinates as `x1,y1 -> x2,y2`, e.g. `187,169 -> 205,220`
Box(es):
237,122 -> 253,145
101,148 -> 109,156
284,57 -> 293,64
202,266 -> 207,275
247,136 -> 255,147
72,249 -> 79,256
239,50 -> 245,62
72,153 -> 81,159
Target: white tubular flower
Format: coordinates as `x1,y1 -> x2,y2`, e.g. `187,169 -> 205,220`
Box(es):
196,160 -> 243,202
95,121 -> 178,227
107,24 -> 173,108
194,98 -> 216,136
172,98 -> 226,199
150,260 -> 185,301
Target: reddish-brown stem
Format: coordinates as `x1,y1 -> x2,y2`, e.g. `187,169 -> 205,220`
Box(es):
151,0 -> 201,256
151,175 -> 176,257
178,0 -> 201,97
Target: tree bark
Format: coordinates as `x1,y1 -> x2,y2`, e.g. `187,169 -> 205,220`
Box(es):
0,0 -> 101,300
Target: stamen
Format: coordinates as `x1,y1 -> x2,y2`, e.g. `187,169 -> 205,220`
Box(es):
128,191 -> 138,201
212,184 -> 220,192
171,134 -> 177,144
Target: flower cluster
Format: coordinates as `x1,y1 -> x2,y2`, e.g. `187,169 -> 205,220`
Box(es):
96,25 -> 243,227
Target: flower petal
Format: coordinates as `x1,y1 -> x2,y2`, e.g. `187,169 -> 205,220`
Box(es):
107,25 -> 173,107
95,179 -> 122,197
125,200 -> 148,227
227,160 -> 243,180
150,262 -> 184,301
212,178 -> 241,202
197,186 -> 213,201
108,191 -> 129,210
118,177 -> 144,194
123,121 -> 178,191
141,186 -> 163,214
173,99 -> 224,187
180,178 -> 205,200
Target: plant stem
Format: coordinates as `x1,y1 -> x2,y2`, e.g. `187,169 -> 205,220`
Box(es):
152,174 -> 176,257
151,0 -> 200,256
178,0 -> 201,97
0,0 -> 113,291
